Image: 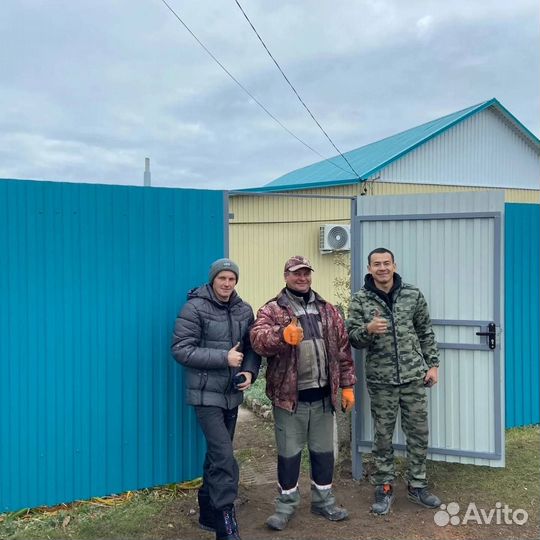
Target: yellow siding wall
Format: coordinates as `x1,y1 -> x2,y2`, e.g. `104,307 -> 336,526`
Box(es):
229,193 -> 355,311
366,181 -> 540,202
230,183 -> 539,311
502,188 -> 540,203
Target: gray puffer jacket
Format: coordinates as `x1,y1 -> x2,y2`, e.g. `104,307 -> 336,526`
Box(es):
171,284 -> 261,409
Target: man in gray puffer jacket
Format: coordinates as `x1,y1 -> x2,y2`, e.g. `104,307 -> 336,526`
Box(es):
171,258 -> 261,540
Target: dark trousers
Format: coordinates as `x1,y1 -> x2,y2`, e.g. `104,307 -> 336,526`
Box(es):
195,405 -> 239,510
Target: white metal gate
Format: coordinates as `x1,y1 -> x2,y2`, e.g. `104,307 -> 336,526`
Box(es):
351,191 -> 505,479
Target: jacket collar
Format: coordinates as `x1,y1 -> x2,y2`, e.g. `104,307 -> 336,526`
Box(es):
363,273 -> 402,307
275,287 -> 326,309
188,284 -> 241,307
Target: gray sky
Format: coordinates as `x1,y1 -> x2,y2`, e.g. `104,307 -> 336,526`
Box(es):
1,0 -> 538,190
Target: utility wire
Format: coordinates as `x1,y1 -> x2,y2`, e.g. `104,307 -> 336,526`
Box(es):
233,0 -> 361,179
159,0 -> 356,177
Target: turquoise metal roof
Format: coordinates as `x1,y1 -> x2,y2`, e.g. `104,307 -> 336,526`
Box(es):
248,98 -> 540,193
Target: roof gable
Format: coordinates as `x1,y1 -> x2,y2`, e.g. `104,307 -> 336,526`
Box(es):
251,98 -> 539,193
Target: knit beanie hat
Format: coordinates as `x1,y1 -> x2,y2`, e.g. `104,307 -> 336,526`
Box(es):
208,258 -> 239,284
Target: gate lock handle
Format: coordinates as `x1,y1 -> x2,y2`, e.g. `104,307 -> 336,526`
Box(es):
476,322 -> 496,350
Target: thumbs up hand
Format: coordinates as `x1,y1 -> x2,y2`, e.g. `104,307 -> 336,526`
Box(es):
367,308 -> 388,335
283,317 -> 304,346
227,342 -> 244,367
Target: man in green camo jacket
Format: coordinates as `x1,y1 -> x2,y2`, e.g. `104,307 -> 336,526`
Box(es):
346,247 -> 441,515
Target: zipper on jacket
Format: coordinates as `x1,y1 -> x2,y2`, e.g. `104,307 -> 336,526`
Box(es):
320,308 -> 335,412
292,334 -> 299,413
302,306 -> 324,389
227,308 -> 235,347
226,308 -> 235,400
200,372 -> 208,406
389,308 -> 401,384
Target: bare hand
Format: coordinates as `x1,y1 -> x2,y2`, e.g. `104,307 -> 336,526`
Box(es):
367,309 -> 388,335
227,342 -> 244,367
423,366 -> 438,387
235,371 -> 253,392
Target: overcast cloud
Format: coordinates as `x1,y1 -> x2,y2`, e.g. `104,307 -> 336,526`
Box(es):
1,0 -> 538,189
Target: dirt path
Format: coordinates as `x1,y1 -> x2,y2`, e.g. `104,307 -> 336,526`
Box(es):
155,407 -> 538,540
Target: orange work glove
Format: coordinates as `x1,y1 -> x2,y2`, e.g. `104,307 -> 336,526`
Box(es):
283,317 -> 304,346
341,387 -> 355,413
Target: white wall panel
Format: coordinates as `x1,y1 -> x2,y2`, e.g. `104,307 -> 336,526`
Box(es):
356,189 -> 506,215
379,109 -> 539,189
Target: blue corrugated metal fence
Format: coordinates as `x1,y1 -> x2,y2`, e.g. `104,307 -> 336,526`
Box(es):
505,203 -> 540,428
0,179 -> 226,512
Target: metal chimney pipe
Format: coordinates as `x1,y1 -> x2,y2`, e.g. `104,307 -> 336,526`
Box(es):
144,157 -> 151,186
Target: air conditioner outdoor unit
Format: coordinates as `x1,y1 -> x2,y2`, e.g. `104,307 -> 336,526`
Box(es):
319,224 -> 351,253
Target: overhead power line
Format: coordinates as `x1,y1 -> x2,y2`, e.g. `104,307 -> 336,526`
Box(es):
159,0 -> 356,178
232,0 -> 361,179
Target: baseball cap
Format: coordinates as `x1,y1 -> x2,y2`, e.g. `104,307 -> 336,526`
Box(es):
284,255 -> 314,273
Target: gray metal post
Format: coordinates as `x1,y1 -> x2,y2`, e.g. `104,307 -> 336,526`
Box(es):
223,191 -> 230,257
350,196 -> 364,481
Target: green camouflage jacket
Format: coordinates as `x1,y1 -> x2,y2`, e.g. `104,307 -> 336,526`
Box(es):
346,279 -> 439,385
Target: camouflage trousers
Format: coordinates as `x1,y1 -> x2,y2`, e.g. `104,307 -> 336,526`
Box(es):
367,379 -> 428,488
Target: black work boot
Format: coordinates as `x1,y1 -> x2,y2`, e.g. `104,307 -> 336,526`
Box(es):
198,492 -> 216,532
371,484 -> 394,515
214,505 -> 241,540
407,486 -> 441,508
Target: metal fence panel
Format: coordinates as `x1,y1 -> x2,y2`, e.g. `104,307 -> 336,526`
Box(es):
0,179 -> 226,512
505,203 -> 540,428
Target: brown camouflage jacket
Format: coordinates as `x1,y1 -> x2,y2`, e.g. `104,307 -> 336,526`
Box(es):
346,278 -> 439,385
250,288 -> 356,412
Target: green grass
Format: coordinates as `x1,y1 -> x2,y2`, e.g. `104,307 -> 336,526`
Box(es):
427,425 -> 540,512
0,486 -> 195,540
235,447 -> 257,464
73,496 -> 163,540
244,373 -> 271,408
